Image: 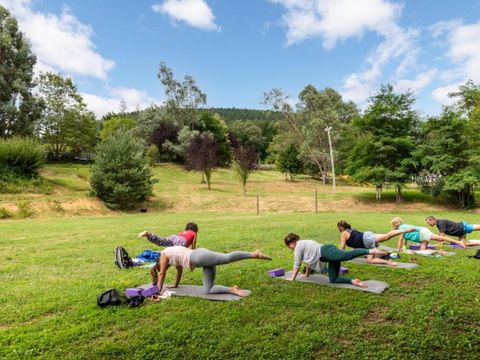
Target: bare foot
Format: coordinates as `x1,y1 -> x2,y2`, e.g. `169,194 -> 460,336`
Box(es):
387,261 -> 398,266
230,285 -> 248,297
369,248 -> 387,256
351,278 -> 368,288
253,250 -> 272,260
138,230 -> 150,238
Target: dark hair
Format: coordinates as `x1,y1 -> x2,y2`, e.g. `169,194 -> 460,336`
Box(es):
185,222 -> 199,232
284,233 -> 300,246
426,216 -> 436,221
337,220 -> 351,230
150,258 -> 160,285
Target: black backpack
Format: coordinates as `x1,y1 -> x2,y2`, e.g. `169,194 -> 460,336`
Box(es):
468,249 -> 480,259
97,289 -> 123,307
115,246 -> 133,269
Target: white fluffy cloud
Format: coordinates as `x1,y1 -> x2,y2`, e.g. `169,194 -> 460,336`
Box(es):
270,0 -> 419,106
430,21 -> 480,106
0,0 -> 114,79
152,0 -> 219,31
81,87 -> 160,118
394,69 -> 438,94
269,0 -> 401,47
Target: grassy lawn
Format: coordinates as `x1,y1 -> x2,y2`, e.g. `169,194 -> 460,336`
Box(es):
1,211 -> 479,359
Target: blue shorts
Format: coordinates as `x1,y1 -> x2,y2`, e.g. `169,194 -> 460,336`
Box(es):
462,221 -> 474,234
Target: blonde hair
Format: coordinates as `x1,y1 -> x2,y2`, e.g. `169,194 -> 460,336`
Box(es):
391,217 -> 403,228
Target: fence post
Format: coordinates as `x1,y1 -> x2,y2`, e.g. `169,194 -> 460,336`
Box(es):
315,189 -> 318,213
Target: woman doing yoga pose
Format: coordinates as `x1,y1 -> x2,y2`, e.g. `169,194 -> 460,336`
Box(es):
284,233 -> 387,288
150,246 -> 271,297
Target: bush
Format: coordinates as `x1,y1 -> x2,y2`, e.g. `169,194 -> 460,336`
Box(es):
16,199 -> 34,218
0,138 -> 46,178
90,130 -> 157,209
0,207 -> 13,219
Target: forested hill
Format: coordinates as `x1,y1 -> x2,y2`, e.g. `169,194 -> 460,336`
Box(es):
207,107 -> 283,123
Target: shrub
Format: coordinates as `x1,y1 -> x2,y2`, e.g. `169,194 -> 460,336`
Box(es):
0,207 -> 13,219
0,137 -> 46,178
16,199 -> 34,218
90,130 -> 157,209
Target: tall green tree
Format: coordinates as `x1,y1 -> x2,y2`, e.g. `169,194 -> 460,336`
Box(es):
199,112 -> 232,165
345,84 -> 418,202
90,130 -> 156,209
100,115 -> 136,140
413,109 -> 476,207
158,62 -> 206,129
36,72 -> 98,158
276,144 -> 303,180
0,6 -> 42,137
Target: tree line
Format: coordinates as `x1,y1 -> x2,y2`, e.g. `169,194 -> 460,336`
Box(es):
2,4 -> 480,208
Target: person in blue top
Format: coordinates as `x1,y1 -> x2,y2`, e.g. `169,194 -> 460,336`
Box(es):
391,217 -> 466,252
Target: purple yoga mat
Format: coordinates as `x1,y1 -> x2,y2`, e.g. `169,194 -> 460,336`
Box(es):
409,245 -> 435,250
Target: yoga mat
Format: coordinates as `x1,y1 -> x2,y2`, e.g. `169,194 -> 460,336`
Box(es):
275,271 -> 389,294
379,245 -> 455,256
349,257 -> 419,269
139,283 -> 251,301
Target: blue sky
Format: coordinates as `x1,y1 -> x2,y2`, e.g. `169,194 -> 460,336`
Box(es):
1,0 -> 480,117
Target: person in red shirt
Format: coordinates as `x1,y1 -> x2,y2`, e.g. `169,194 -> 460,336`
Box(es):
138,222 -> 198,249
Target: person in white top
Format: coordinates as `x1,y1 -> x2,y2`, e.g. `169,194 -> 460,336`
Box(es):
150,246 -> 272,297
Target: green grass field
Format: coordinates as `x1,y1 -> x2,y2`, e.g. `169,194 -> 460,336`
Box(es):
1,211 -> 479,359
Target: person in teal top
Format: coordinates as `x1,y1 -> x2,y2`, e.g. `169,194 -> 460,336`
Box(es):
398,224 -> 421,242
391,217 -> 465,252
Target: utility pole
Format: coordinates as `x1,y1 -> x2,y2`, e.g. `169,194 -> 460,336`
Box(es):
325,126 -> 336,193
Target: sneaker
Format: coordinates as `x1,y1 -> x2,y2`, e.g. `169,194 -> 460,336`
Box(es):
138,231 -> 149,238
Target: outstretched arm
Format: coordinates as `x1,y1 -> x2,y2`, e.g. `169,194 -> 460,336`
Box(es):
156,253 -> 170,293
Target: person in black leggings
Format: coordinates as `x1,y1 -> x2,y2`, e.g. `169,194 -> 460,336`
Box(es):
284,233 -> 387,288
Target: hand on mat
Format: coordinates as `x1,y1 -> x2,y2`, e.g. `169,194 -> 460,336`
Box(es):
148,294 -> 162,302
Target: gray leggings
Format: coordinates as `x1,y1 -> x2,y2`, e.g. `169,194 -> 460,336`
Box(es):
189,248 -> 253,294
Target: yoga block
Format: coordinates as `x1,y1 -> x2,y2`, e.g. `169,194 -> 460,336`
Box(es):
409,245 -> 435,250
340,266 -> 348,274
125,288 -> 143,298
141,285 -> 159,297
268,268 -> 285,277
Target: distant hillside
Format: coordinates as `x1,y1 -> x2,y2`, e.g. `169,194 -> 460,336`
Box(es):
207,107 -> 283,124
